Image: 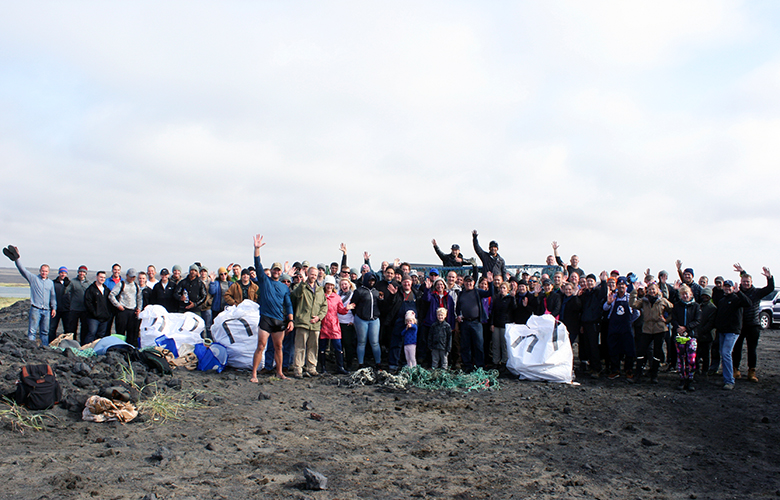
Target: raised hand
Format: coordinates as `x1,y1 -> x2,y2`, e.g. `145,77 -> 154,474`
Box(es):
599,270 -> 608,282
431,239 -> 437,247
676,259 -> 682,270
472,229 -> 478,237
283,261 -> 291,274
552,241 -> 559,252
762,266 -> 772,278
253,234 -> 265,249
363,251 -> 371,261
339,243 -> 347,254
645,268 -> 651,277
674,279 -> 682,289
733,263 -> 744,274
486,271 -> 493,282
387,283 -> 397,295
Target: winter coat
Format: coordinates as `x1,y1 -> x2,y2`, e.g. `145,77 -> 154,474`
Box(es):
534,291 -> 562,318
491,294 -> 516,327
427,320 -> 452,352
173,276 -> 207,312
631,294 -> 673,334
403,324 -> 418,345
225,281 -> 259,306
53,276 -> 71,312
715,291 -> 751,335
151,280 -> 177,313
66,276 -> 91,312
472,235 -> 507,279
84,282 -> 111,321
291,281 -> 327,331
671,299 -> 701,338
697,300 -> 717,343
560,294 -> 582,337
740,276 -> 775,326
320,292 -> 349,339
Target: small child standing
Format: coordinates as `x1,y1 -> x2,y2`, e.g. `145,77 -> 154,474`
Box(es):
427,307 -> 452,369
403,311 -> 418,368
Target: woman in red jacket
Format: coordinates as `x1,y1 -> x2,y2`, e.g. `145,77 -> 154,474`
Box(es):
319,275 -> 355,374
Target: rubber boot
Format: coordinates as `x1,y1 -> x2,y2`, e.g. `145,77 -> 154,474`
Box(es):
334,350 -> 348,374
318,351 -> 327,374
747,368 -> 758,382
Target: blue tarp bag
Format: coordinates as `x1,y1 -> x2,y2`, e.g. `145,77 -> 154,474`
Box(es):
155,335 -> 179,358
194,342 -> 228,373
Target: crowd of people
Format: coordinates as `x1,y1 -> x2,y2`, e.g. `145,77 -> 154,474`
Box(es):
5,232 -> 773,391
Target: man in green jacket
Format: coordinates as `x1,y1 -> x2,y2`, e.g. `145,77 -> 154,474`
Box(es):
290,267 -> 327,378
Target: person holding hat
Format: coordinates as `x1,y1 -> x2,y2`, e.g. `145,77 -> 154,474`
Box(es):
109,268 -> 143,346
472,230 -> 506,281
151,268 -> 177,312
432,238 -> 465,267
49,266 -> 71,341
173,264 -> 207,315
5,245 -> 56,346
65,265 -> 92,342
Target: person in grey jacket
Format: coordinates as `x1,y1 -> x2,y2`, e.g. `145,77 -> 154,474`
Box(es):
65,265 -> 92,342
5,246 -> 56,346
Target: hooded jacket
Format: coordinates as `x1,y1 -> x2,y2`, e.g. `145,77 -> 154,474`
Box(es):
350,273 -> 381,322
84,282 -> 112,321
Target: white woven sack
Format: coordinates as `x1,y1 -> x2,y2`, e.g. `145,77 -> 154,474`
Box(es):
505,314 -> 573,383
138,305 -> 205,350
211,300 -> 260,370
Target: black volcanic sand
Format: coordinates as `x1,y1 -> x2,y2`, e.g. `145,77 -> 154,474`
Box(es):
0,299 -> 778,500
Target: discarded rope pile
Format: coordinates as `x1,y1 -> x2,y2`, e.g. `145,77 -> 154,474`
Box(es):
348,366 -> 500,392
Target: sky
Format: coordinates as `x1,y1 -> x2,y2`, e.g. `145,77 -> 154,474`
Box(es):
1,1 -> 779,281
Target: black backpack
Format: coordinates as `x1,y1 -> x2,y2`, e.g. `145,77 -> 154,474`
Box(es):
15,364 -> 62,410
138,349 -> 172,375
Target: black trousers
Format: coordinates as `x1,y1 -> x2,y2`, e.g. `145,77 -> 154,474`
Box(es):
114,309 -> 139,346
732,324 -> 760,370
581,322 -> 602,373
67,310 -> 89,343
635,332 -> 664,378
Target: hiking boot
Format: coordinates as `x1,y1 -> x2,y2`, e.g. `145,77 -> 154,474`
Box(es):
685,381 -> 695,392
723,383 -> 734,390
734,369 -> 741,379
334,350 -> 349,374
747,368 -> 758,383
676,381 -> 685,391
607,372 -> 619,380
293,372 -> 303,379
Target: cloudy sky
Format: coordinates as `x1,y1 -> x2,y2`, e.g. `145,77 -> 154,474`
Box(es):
1,1 -> 779,281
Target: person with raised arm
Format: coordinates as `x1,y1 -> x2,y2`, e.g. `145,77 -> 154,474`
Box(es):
250,234 -> 294,382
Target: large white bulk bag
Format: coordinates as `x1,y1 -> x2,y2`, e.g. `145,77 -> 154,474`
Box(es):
138,305 -> 205,350
211,300 -> 260,370
505,314 -> 573,383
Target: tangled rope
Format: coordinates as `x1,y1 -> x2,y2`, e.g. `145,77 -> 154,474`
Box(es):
348,366 -> 500,392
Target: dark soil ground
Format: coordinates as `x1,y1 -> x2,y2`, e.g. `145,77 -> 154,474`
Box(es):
0,299 -> 778,500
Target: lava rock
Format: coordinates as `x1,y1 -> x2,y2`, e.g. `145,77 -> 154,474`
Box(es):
303,467 -> 328,490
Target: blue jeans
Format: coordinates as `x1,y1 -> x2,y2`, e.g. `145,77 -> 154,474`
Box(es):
86,318 -> 108,344
460,320 -> 484,371
28,306 -> 51,346
202,309 -> 213,339
720,332 -> 739,385
354,316 -> 381,365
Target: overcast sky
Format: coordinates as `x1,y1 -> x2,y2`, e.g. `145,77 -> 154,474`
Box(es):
1,1 -> 779,281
